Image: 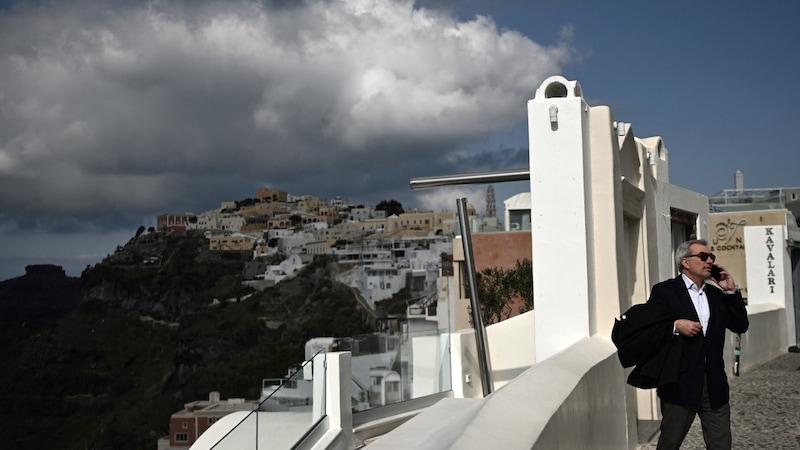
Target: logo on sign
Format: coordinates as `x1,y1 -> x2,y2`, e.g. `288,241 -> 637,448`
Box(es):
713,218 -> 747,251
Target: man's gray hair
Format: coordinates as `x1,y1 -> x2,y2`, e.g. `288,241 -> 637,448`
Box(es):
675,239 -> 708,273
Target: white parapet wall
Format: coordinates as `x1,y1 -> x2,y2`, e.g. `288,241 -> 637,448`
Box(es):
734,304 -> 788,371
449,310 -> 537,397
485,310 -> 536,390
448,335 -> 627,449
370,334 -> 628,449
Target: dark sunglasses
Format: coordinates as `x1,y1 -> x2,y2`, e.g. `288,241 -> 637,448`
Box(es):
686,252 -> 716,262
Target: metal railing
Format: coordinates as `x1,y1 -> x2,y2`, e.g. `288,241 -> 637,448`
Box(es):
409,168 -> 529,190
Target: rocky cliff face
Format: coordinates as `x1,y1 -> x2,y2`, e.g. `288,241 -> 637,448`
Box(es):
80,230 -> 250,321
0,264 -> 82,349
0,230 -> 375,450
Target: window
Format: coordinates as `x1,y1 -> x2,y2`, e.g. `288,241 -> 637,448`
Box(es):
208,417 -> 218,425
182,422 -> 188,429
175,433 -> 188,442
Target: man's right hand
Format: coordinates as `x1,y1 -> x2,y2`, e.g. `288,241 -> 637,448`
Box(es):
675,319 -> 703,337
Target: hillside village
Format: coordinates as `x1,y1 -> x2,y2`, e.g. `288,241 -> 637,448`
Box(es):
149,188 -> 513,449
155,187 -> 504,310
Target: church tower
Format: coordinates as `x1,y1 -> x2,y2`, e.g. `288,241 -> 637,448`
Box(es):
485,185 -> 496,218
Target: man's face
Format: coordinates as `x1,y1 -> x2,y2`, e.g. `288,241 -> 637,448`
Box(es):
682,243 -> 715,280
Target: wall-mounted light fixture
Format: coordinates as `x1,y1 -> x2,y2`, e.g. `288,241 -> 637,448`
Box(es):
549,105 -> 558,131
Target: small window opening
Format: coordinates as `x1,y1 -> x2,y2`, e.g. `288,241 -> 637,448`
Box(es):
544,82 -> 568,98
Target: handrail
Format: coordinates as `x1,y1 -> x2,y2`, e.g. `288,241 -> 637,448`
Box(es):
409,168 -> 529,190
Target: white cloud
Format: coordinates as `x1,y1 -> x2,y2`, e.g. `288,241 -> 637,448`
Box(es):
0,0 -> 574,233
415,186 -> 487,215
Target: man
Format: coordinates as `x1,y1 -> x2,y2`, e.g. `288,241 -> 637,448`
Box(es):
647,239 -> 749,450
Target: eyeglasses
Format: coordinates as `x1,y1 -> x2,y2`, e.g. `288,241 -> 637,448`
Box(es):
686,252 -> 716,262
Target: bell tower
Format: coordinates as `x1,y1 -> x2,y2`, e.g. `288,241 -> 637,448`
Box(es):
485,185 -> 496,218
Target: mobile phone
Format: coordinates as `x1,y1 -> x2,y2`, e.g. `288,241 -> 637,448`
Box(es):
710,265 -> 722,281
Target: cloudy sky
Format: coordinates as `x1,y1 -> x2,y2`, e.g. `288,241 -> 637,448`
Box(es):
1,0 -> 798,280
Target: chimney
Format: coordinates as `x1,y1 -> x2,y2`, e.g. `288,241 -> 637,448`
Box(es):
734,170 -> 744,191
209,391 -> 220,403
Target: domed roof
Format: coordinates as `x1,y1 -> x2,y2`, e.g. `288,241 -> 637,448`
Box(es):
504,192 -> 531,210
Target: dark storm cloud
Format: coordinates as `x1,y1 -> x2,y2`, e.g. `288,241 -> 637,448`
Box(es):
0,0 -> 573,234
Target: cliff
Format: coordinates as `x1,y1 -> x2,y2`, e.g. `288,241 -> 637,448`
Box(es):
80,230 -> 251,320
0,230 -> 373,450
0,264 -> 82,349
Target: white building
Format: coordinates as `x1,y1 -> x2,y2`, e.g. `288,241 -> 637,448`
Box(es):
334,236 -> 451,308
267,229 -> 294,240
303,221 -> 328,233
196,211 -> 246,232
263,254 -> 305,283
354,262 -> 405,307
253,238 -> 277,258
276,231 -> 317,253
504,192 -> 531,231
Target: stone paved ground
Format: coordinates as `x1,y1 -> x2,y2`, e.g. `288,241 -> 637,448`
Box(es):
638,351 -> 800,449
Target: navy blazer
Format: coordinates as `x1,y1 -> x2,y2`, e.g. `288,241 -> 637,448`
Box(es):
612,302 -> 685,389
646,275 -> 749,408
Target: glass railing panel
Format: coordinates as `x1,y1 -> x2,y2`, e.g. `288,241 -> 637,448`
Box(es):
341,328 -> 451,412
207,350 -> 326,450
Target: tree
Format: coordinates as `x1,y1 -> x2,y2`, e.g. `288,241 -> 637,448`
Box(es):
475,267 -> 514,325
236,198 -> 257,209
473,258 -> 533,325
375,199 -> 404,217
508,259 -> 533,313
289,214 -> 303,228
134,225 -> 146,239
